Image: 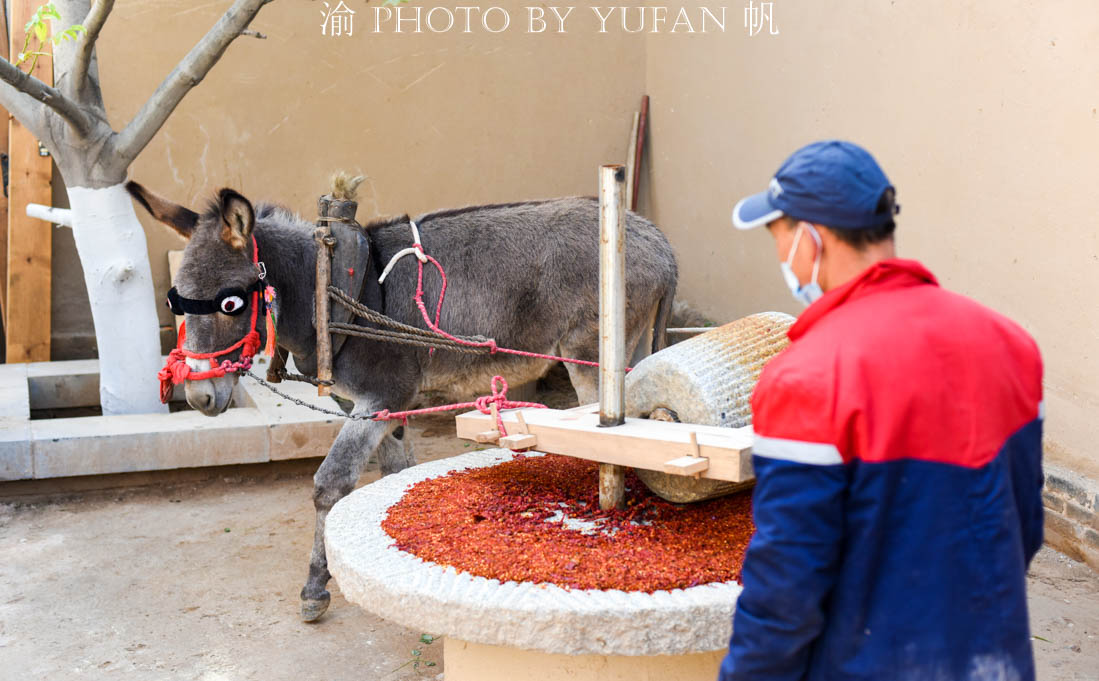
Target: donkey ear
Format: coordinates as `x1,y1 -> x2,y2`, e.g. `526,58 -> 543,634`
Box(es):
217,189 -> 254,251
126,181 -> 199,239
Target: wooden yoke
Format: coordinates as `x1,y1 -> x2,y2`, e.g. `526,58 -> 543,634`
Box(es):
314,198 -> 335,396
313,195 -> 361,396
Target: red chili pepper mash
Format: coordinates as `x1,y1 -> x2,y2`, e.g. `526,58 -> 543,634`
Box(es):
382,454 -> 756,592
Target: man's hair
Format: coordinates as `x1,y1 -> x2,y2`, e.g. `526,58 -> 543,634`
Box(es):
788,188 -> 898,250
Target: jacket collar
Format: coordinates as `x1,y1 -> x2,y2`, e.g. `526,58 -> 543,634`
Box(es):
788,258 -> 939,341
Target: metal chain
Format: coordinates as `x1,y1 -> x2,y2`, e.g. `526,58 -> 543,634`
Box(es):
242,370 -> 378,421
272,368 -> 335,387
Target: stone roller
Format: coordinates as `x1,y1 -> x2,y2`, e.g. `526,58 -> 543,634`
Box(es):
625,311 -> 796,503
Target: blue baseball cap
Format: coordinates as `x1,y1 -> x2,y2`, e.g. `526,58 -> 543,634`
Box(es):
731,140 -> 899,231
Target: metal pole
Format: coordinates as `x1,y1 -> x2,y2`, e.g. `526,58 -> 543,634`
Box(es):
598,164 -> 627,509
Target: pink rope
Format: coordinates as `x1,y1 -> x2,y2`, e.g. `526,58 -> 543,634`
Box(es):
371,376 -> 545,442
412,244 -> 624,371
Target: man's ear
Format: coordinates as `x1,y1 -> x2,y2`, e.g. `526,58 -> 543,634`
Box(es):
126,181 -> 199,239
217,189 -> 255,251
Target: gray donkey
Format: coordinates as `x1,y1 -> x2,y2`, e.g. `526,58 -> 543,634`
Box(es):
127,181 -> 678,621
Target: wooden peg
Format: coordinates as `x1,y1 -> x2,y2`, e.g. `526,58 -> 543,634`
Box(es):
663,455 -> 709,476
499,433 -> 537,450
475,430 -> 501,444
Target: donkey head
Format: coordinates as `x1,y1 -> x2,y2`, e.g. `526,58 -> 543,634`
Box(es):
128,181 -> 263,416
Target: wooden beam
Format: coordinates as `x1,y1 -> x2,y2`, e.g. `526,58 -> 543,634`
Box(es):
456,408 -> 755,483
5,0 -> 53,362
0,6 -> 10,332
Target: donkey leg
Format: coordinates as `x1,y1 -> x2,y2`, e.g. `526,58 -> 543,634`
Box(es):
560,359 -> 599,405
301,415 -> 394,622
377,426 -> 417,474
629,302 -> 661,366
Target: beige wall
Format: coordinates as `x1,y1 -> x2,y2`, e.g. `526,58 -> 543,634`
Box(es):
48,1 -> 1097,477
71,0 -> 644,344
646,1 -> 1099,477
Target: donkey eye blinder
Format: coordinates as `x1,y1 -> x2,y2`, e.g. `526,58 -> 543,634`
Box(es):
165,280 -> 265,317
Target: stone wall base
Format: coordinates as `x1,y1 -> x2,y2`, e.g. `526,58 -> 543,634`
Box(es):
1043,464 -> 1099,572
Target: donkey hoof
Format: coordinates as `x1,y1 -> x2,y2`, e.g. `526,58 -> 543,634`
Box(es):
300,592 -> 331,622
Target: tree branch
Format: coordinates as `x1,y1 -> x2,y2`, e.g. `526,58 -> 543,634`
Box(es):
0,57 -> 92,136
70,0 -> 114,100
114,0 -> 273,163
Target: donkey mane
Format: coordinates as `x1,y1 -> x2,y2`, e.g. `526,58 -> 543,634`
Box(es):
360,196 -> 598,232
240,196 -> 601,236
254,202 -> 314,230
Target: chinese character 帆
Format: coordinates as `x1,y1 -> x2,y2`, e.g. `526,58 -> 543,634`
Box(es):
744,1 -> 779,37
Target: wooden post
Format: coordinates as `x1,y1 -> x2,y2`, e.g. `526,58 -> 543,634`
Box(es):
314,197 -> 333,396
624,112 -> 639,211
598,164 -> 628,510
631,95 -> 649,212
5,0 -> 53,362
0,7 -> 10,333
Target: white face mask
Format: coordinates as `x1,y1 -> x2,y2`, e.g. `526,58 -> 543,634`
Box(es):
780,222 -> 823,306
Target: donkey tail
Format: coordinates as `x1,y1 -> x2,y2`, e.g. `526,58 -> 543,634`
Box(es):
652,280 -> 676,353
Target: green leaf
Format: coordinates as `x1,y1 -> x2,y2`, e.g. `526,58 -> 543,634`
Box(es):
1032,635 -> 1051,642
419,634 -> 436,645
410,649 -> 421,656
34,22 -> 47,43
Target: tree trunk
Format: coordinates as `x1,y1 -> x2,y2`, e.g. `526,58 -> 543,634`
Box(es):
0,0 -> 273,414
67,183 -> 167,415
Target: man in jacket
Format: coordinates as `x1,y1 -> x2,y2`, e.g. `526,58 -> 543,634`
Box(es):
720,140 -> 1045,681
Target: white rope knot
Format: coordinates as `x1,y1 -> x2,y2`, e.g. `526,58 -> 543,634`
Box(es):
378,219 -> 429,283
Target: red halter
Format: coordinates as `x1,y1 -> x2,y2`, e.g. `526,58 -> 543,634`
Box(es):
157,237 -> 264,403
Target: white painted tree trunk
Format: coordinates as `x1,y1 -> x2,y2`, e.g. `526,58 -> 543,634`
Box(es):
67,184 -> 169,415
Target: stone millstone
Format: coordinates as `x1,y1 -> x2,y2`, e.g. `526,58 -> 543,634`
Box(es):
626,311 -> 795,503
324,449 -> 743,657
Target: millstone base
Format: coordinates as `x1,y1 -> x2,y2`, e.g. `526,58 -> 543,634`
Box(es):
444,639 -> 725,681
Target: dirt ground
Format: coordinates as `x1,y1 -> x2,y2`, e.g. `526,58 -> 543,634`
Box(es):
2,390 -> 1098,680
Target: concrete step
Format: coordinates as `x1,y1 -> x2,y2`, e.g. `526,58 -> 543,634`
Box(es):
0,357 -> 343,481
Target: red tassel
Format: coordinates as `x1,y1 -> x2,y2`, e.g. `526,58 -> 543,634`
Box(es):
263,286 -> 277,357
265,311 -> 276,357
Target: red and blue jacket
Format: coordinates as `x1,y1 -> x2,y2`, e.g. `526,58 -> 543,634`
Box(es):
719,259 -> 1044,681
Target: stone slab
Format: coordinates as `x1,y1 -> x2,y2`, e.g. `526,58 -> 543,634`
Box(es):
0,358 -> 347,481
242,357 -> 344,462
0,362 -> 30,420
325,449 -> 741,657
0,426 -> 33,481
0,363 -> 33,480
32,408 -> 271,478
